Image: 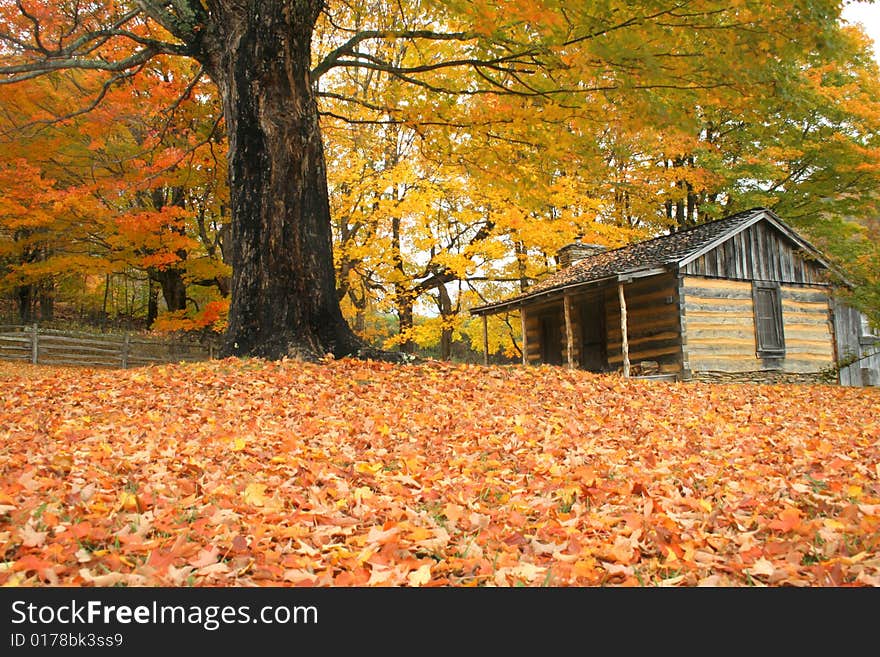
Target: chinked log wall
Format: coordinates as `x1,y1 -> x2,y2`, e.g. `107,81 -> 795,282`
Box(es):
604,273 -> 682,375
523,312 -> 543,365
0,325 -> 214,369
521,295 -> 589,366
681,276 -> 834,374
521,273 -> 683,374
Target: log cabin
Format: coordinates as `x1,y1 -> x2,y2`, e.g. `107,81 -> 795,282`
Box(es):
471,207 -> 879,386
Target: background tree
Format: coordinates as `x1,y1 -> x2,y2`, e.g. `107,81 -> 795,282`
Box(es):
0,55 -> 228,328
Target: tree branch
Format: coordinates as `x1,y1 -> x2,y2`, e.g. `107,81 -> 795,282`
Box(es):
0,46 -> 162,83
15,0 -> 48,55
0,4 -> 193,84
312,29 -> 478,79
0,63 -> 147,138
134,0 -> 201,42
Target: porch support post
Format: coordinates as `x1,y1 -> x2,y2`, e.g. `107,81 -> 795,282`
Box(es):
481,314 -> 489,365
31,323 -> 38,365
618,281 -> 630,378
520,305 -> 528,366
563,294 -> 574,369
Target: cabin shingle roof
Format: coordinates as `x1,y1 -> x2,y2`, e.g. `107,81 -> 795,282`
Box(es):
471,207 -> 817,315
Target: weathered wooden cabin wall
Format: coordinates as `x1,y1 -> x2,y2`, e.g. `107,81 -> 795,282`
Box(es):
523,310 -> 542,365
680,275 -> 834,373
681,220 -> 827,284
780,285 -> 835,373
604,273 -> 682,375
681,277 -> 754,373
563,297 -> 583,366
522,300 -> 583,366
834,300 -> 880,386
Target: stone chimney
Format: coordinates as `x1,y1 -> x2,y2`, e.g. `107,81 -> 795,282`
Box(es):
556,240 -> 606,269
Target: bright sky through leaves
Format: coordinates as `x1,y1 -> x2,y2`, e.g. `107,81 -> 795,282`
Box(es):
843,1 -> 880,64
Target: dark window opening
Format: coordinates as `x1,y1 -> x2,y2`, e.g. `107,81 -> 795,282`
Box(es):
753,281 -> 785,357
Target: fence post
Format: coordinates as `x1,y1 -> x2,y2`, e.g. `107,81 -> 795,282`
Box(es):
31,323 -> 38,364
209,343 -> 214,360
122,334 -> 130,369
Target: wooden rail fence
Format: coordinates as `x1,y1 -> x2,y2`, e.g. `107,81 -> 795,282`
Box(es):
0,325 -> 215,369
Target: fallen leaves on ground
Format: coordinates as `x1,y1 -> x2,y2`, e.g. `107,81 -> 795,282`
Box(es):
0,358 -> 878,587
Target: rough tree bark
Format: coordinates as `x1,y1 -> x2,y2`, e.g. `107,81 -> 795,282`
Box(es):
150,269 -> 188,313
198,1 -> 362,360
15,285 -> 33,323
391,216 -> 415,354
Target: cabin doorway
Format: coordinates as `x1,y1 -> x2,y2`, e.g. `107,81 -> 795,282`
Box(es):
580,298 -> 606,371
539,313 -> 563,365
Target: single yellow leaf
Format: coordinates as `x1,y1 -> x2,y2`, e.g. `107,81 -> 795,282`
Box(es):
355,462 -> 383,475
845,551 -> 869,564
408,563 -> 432,587
354,486 -> 374,503
118,491 -> 139,512
748,558 -> 775,577
243,483 -> 267,507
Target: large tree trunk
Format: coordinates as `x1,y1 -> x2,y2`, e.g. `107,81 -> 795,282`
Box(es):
201,1 -> 361,360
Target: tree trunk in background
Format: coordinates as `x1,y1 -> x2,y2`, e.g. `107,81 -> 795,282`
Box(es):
148,188 -> 190,315
147,279 -> 159,327
15,284 -> 33,323
515,241 -> 530,292
438,283 -> 454,360
200,1 -> 361,360
152,269 -> 188,313
391,216 -> 415,354
39,281 -> 53,321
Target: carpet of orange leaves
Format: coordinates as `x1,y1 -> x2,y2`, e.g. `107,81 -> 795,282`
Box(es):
1,358 -> 878,587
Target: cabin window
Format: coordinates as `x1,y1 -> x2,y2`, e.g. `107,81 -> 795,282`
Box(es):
861,313 -> 879,338
752,281 -> 785,357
